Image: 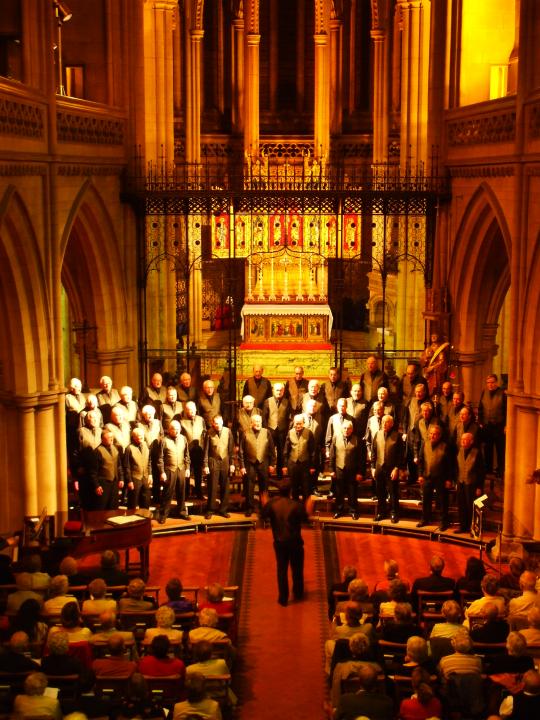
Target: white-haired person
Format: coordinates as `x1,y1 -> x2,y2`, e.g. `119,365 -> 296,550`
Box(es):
143,605 -> 183,643
13,671 -> 62,720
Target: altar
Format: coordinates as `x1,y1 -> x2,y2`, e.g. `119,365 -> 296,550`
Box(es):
240,303 -> 333,349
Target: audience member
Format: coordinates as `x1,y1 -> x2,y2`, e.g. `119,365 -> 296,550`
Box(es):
138,634 -> 186,678
172,671 -> 222,720
333,664 -> 393,720
186,639 -> 229,676
6,572 -> 43,613
464,574 -> 506,629
380,602 -> 421,643
89,610 -> 136,646
410,555 -> 455,610
9,598 -> 48,645
521,606 -> 540,645
429,599 -> 463,639
95,549 -> 130,586
455,556 -> 486,595
189,608 -> 230,645
118,578 -> 156,612
331,632 -> 382,708
499,668 -> 540,718
399,636 -> 436,676
13,671 -> 62,720
198,582 -> 235,615
508,570 -> 540,626
144,605 -> 183,643
82,577 -> 118,614
42,574 -> 74,614
110,672 -> 165,719
0,631 -> 40,671
17,554 -> 50,591
41,629 -> 90,685
470,601 -> 510,643
499,555 -> 526,596
161,577 -> 195,613
47,600 -> 93,643
399,666 -> 442,720
378,579 -> 410,621
487,630 -> 535,675
438,630 -> 482,681
59,556 -> 91,587
92,633 -> 137,677
328,565 -> 357,620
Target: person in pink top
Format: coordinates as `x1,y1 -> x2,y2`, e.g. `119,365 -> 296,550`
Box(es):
138,635 -> 185,679
399,666 -> 442,720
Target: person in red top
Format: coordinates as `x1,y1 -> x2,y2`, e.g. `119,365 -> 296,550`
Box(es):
399,666 -> 442,720
138,635 -> 186,679
198,583 -> 235,615
92,633 -> 136,678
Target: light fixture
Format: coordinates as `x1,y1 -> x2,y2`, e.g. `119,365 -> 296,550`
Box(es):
53,1 -> 72,95
54,0 -> 72,23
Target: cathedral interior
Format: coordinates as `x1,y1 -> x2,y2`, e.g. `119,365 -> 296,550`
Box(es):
0,0 -> 539,548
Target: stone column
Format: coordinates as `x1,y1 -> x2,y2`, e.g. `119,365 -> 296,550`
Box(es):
17,396 -> 39,518
244,32 -> 261,156
329,19 -> 342,135
143,0 -> 177,164
503,400 -> 539,542
371,28 -> 389,163
454,351 -> 487,400
231,18 -> 245,133
185,28 -> 204,165
90,348 -> 133,388
313,32 -> 330,159
35,395 -> 60,513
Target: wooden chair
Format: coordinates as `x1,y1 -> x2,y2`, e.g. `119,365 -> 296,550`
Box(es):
45,673 -> 80,701
142,673 -> 183,704
459,588 -> 482,611
145,586 -> 161,606
93,674 -> 131,698
118,610 -> 157,643
181,586 -> 200,607
104,585 -> 127,600
204,673 -> 232,709
172,611 -> 197,632
417,590 -> 455,629
68,584 -> 89,601
190,639 -> 233,667
378,639 -> 408,667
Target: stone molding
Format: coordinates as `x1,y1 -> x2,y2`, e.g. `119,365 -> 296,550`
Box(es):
448,165 -> 515,178
447,111 -> 516,146
56,111 -> 125,145
0,97 -> 44,139
0,164 -> 46,176
528,102 -> 540,139
57,164 -> 124,177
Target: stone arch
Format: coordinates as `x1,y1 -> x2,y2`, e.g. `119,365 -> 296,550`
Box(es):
60,180 -> 131,384
0,186 -> 50,394
449,183 -> 511,394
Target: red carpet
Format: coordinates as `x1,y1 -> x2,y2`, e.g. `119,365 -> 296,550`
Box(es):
235,527 -> 328,720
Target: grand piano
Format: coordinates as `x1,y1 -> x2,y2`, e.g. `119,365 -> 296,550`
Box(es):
63,510 -> 152,581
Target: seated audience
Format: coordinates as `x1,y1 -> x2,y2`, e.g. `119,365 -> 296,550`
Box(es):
94,549 -> 129,586
110,672 -> 165,720
325,602 -> 373,676
378,579 -> 410,621
6,572 -> 43,613
189,607 -> 230,645
41,629 -> 93,691
17,554 -> 50,592
410,554 -> 455,610
138,634 -> 186,678
9,597 -> 48,645
144,605 -> 183,643
92,633 -> 137,677
455,556 -> 486,595
438,630 -> 482,682
399,636 -> 436,677
59,555 -> 92,587
328,564 -> 357,620
89,609 -> 136,645
43,574 -> 75,614
487,630 -> 535,675
198,582 -> 235,615
335,578 -> 373,622
464,574 -> 506,628
470,601 -> 510,643
499,668 -> 540,718
82,578 -> 117,614
13,671 -> 62,720
162,576 -> 195,613
0,631 -> 40,671
186,640 -> 230,677
521,606 -> 540,645
333,664 -> 393,720
372,558 -> 407,595
172,671 -> 222,720
499,555 -> 526,596
47,600 -> 93,643
380,602 -> 421,643
399,666 -> 443,720
429,599 -> 463,639
331,632 -> 382,708
118,578 -> 156,612
508,570 -> 540,626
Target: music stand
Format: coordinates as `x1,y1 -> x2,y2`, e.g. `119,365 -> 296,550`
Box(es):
472,494 -> 489,560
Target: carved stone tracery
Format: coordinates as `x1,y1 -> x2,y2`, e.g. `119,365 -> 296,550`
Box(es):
447,111 -> 516,146
56,112 -> 125,145
0,98 -> 44,139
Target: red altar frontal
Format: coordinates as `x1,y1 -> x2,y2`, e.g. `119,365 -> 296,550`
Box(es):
240,303 -> 333,350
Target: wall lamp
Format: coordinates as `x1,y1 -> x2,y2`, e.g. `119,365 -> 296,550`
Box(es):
53,1 -> 72,95
54,1 -> 72,23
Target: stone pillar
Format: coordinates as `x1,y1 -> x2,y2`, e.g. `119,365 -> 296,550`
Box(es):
313,32 -> 330,159
231,18 -> 245,133
371,28 -> 389,163
503,399 -> 539,542
397,0 -> 431,167
143,0 -> 177,164
185,28 -> 204,165
455,351 -> 487,400
90,348 -> 133,389
35,396 -> 60,512
329,19 -> 342,135
17,396 -> 39,517
244,32 -> 261,156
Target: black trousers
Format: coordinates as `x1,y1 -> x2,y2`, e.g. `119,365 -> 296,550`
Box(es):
160,468 -> 186,519
335,467 -> 358,511
421,476 -> 449,523
375,468 -> 400,517
288,461 -> 311,501
127,478 -> 151,510
95,479 -> 119,510
274,538 -> 304,603
244,461 -> 269,510
207,460 -> 230,512
483,423 -> 505,476
457,482 -> 476,531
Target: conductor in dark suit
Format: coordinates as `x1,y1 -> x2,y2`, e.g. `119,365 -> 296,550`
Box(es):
329,420 -> 362,519
283,415 -> 316,503
260,481 -> 314,606
371,414 -> 405,523
239,414 -> 276,516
